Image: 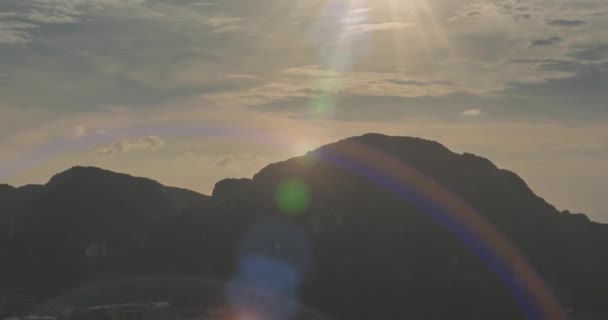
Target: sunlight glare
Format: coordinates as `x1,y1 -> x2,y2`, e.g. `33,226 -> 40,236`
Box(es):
291,139 -> 319,157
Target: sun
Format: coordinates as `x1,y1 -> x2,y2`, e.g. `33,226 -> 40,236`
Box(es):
291,139 -> 319,156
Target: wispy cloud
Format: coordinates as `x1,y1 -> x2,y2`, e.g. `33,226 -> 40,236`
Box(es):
204,16 -> 244,33
208,153 -> 263,169
96,136 -> 165,156
387,79 -> 455,86
531,36 -> 563,47
545,19 -> 587,27
460,109 -> 482,117
227,74 -> 259,80
448,2 -> 538,22
204,60 -> 575,110
191,2 -> 217,6
0,20 -> 36,44
343,22 -> 416,36
569,44 -> 608,61
338,8 -> 415,38
26,10 -> 79,24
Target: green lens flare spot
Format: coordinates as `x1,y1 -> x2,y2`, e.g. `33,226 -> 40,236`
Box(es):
309,91 -> 335,118
275,178 -> 311,215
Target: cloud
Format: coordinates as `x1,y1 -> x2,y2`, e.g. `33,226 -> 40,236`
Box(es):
0,20 -> 36,44
545,19 -> 587,27
531,36 -> 563,47
504,60 -> 608,114
213,155 -> 231,168
387,79 -> 455,86
569,44 -> 608,61
208,153 -> 264,169
1,0 -> 607,121
349,8 -> 371,15
205,59 -> 576,111
205,72 -> 412,109
204,16 -> 243,33
460,109 -> 482,117
26,10 -> 79,24
0,0 -> 258,109
73,125 -> 87,138
0,2 -> 83,44
191,2 -> 217,6
96,136 -> 165,155
330,7 -> 415,41
227,74 -> 259,80
513,13 -> 531,20
448,2 -> 538,22
509,58 -> 589,73
342,22 -> 416,36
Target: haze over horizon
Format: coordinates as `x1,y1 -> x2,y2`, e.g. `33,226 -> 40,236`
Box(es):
1,0 -> 607,222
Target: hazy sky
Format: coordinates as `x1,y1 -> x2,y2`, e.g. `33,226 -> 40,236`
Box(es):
1,0 -> 607,222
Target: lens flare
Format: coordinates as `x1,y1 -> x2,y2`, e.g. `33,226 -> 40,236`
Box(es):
275,178 -> 312,215
230,219 -> 312,320
315,140 -> 568,320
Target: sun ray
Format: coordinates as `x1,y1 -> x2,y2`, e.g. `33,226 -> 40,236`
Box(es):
386,0 -> 409,67
414,0 -> 453,54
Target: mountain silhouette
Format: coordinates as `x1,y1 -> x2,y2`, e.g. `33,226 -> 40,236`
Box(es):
1,134 -> 606,320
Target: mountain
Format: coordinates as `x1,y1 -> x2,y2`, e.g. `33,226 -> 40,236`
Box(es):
0,167 -> 210,296
1,134 -> 607,320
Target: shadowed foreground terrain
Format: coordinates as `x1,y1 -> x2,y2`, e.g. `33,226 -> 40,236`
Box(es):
1,134 -> 607,320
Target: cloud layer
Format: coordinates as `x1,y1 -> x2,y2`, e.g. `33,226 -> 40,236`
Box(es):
0,0 -> 606,120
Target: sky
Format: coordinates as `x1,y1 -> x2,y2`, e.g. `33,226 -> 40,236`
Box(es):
0,0 -> 607,222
